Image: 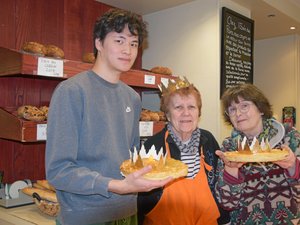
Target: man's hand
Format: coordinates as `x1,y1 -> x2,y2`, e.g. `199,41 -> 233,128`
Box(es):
108,166 -> 173,194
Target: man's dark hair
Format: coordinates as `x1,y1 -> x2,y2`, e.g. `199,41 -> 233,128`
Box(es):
93,8 -> 148,57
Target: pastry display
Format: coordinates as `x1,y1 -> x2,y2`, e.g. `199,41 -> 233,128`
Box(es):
82,52 -> 96,63
150,66 -> 173,75
224,137 -> 289,162
120,146 -> 188,180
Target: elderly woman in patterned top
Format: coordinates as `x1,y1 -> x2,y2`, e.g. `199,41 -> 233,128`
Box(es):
216,83 -> 300,225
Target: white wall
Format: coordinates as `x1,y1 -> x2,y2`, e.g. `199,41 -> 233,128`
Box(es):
254,34 -> 300,129
143,0 -> 250,143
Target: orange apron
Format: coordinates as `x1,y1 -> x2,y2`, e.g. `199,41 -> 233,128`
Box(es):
143,132 -> 220,225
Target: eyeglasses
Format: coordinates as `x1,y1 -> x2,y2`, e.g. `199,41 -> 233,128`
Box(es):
225,101 -> 254,116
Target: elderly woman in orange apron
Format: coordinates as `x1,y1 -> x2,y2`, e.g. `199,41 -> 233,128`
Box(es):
138,77 -> 230,225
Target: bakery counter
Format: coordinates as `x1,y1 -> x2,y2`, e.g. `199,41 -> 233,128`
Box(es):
0,204 -> 55,225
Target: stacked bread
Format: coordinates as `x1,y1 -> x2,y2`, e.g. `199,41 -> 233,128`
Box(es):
22,180 -> 59,216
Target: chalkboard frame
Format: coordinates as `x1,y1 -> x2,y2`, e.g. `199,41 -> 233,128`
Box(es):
220,7 -> 254,98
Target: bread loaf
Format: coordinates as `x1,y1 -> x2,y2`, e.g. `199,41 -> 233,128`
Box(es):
33,183 -> 46,190
21,42 -> 64,58
82,52 -> 96,63
44,44 -> 64,58
22,41 -> 47,55
36,179 -> 56,192
17,105 -> 47,122
22,187 -> 58,203
150,66 -> 172,75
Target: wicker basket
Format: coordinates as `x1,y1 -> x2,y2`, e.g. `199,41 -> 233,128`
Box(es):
33,193 -> 60,217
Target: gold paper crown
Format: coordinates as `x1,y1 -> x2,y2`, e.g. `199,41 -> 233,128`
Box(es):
158,76 -> 191,96
237,137 -> 271,154
130,145 -> 166,169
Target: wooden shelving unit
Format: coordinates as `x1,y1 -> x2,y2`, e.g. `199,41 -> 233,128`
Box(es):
0,47 -> 168,142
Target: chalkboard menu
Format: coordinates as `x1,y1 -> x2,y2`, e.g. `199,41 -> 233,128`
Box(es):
220,7 -> 254,97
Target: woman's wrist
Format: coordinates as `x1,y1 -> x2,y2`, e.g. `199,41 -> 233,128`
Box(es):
224,165 -> 239,178
223,168 -> 244,184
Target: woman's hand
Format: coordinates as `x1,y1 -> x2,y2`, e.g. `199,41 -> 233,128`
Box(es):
273,145 -> 297,176
108,166 -> 173,194
216,150 -> 244,178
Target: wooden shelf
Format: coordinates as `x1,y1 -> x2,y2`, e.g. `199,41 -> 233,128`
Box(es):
0,107 -> 46,142
0,47 -> 172,142
0,47 -> 173,89
0,106 -> 165,141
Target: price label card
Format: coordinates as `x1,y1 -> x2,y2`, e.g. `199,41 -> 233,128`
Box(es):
139,122 -> 153,137
37,57 -> 64,77
37,124 -> 47,140
144,75 -> 156,85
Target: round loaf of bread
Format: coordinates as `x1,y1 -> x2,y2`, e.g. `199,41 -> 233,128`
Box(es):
39,106 -> 49,119
82,52 -> 96,63
45,44 -> 64,58
22,42 -> 47,55
150,66 -> 172,75
17,105 -> 46,122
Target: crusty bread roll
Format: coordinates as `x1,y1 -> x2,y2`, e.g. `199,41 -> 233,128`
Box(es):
22,187 -> 58,203
157,111 -> 166,121
39,106 -> 49,119
150,66 -> 172,75
22,41 -> 47,55
17,105 -> 46,122
44,44 -> 64,58
140,111 -> 151,121
82,52 -> 96,63
149,112 -> 160,121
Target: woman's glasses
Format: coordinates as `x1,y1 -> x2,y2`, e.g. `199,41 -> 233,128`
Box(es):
225,101 -> 253,116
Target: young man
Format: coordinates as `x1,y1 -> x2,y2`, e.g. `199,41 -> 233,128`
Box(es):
46,9 -> 172,225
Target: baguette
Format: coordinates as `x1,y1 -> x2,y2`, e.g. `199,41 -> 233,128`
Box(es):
36,180 -> 56,192
33,183 -> 47,190
22,187 -> 58,203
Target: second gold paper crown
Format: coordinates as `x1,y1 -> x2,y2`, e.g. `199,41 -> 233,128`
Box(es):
158,76 -> 190,96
